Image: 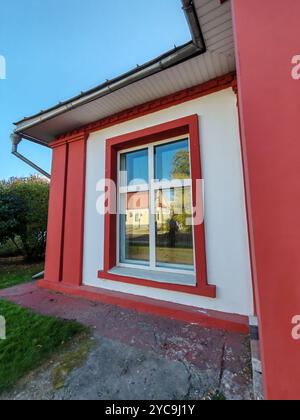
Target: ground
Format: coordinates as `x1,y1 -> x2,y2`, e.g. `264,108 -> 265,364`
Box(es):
0,281 -> 253,400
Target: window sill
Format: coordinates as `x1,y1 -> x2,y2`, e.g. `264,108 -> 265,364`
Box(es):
111,266 -> 196,286
98,267 -> 216,298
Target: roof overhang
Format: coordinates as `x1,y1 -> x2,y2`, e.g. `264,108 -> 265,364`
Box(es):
13,0 -> 236,145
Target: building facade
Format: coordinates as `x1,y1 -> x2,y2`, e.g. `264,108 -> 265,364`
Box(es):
11,0 -> 300,400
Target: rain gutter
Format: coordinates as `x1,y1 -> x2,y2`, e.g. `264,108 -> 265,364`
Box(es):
11,0 -> 205,179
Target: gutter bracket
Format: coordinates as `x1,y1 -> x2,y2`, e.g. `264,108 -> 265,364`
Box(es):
11,133 -> 51,179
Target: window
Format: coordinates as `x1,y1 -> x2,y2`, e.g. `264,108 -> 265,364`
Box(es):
99,115 -> 216,298
118,138 -> 195,273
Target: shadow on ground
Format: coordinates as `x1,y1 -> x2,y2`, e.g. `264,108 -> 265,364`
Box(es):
0,282 -> 253,400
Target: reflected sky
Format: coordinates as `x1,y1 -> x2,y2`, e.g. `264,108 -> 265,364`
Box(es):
155,139 -> 190,181
120,139 -> 190,187
120,148 -> 148,186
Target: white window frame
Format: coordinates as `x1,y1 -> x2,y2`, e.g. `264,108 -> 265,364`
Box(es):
117,135 -> 196,276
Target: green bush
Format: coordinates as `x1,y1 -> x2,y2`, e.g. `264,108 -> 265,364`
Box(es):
0,176 -> 50,261
0,239 -> 22,258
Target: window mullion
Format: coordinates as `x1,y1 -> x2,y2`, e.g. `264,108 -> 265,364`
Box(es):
149,145 -> 156,269
119,192 -> 126,264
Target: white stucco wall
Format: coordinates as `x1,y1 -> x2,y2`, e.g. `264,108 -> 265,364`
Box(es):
82,88 -> 254,316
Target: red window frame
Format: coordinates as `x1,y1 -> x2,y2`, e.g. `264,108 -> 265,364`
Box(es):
98,115 -> 216,298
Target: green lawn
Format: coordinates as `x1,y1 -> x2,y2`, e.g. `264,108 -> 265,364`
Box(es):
0,299 -> 86,394
0,262 -> 44,290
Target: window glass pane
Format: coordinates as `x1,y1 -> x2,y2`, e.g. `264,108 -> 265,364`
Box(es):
154,139 -> 190,181
120,149 -> 148,186
155,187 -> 194,269
120,191 -> 149,264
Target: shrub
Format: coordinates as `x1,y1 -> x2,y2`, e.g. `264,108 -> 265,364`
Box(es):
0,239 -> 22,258
0,176 -> 50,261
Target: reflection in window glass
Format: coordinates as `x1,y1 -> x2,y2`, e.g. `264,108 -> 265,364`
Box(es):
155,139 -> 190,181
155,187 -> 194,269
120,149 -> 148,186
119,138 -> 195,273
120,191 -> 150,264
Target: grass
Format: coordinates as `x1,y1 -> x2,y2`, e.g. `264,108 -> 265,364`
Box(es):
0,262 -> 44,290
0,299 -> 87,394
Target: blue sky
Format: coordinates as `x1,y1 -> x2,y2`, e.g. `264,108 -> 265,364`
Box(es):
0,0 -> 190,180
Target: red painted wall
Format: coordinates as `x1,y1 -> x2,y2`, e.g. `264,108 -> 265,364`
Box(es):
232,0 -> 300,400
62,138 -> 87,286
44,133 -> 87,286
44,144 -> 67,283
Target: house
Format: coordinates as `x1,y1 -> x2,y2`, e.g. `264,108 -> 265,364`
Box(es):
11,0 -> 300,400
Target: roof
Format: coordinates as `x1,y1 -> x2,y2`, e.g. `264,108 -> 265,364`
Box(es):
14,0 -> 236,145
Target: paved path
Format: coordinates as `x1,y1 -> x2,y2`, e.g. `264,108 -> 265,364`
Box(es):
0,282 -> 253,400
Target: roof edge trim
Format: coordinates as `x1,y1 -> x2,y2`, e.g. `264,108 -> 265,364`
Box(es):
14,4 -> 206,135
